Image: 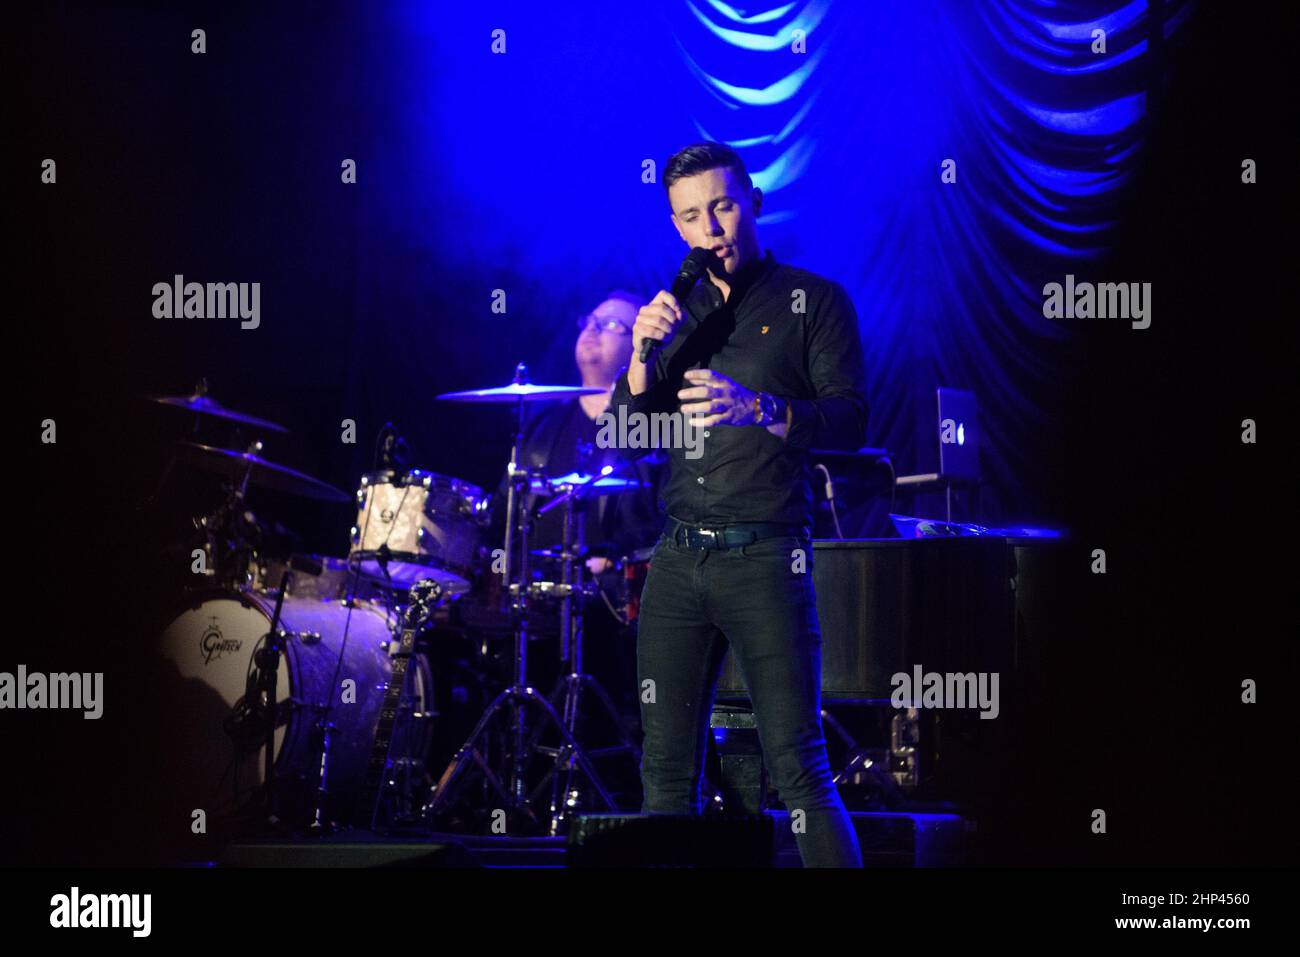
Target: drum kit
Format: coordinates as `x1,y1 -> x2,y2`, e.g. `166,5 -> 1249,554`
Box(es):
152,366 -> 650,840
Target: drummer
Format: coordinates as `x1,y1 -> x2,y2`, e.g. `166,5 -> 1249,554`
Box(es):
486,291 -> 664,728
494,290 -> 664,567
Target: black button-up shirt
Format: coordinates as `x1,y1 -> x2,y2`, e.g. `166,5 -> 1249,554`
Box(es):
609,250 -> 868,527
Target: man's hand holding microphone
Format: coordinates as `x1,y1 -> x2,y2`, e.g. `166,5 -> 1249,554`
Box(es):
626,247 -> 786,437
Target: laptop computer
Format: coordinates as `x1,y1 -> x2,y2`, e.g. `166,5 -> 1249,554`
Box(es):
936,386 -> 979,482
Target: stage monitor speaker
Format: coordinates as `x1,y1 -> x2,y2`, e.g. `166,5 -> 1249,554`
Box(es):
220,839 -> 479,867
567,814 -> 774,867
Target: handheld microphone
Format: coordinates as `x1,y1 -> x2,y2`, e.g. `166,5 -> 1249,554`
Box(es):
638,246 -> 714,364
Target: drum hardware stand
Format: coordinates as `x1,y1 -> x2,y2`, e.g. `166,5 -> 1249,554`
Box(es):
252,569 -> 292,823
308,718 -> 341,832
302,490 -> 389,834
359,579 -> 442,832
824,706 -> 906,807
424,363 -> 617,834
197,440 -> 265,591
527,474 -> 641,830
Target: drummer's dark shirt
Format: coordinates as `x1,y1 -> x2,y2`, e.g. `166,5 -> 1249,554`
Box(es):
494,398 -> 663,557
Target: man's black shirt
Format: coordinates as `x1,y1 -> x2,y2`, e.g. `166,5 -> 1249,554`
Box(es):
610,250 -> 868,528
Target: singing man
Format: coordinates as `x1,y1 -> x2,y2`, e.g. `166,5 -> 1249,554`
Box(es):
609,142 -> 869,867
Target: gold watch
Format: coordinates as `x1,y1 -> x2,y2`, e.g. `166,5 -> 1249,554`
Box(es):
754,391 -> 783,426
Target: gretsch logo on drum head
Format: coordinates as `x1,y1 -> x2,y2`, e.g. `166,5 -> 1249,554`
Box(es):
200,619 -> 243,665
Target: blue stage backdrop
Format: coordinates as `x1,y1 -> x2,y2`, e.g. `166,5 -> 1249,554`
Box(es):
338,0 -> 1192,530
45,1 -> 1196,541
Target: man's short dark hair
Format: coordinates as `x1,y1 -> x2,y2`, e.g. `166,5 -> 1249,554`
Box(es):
663,142 -> 753,195
599,289 -> 645,311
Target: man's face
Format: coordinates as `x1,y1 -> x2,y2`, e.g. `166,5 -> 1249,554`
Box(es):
574,296 -> 637,384
667,166 -> 763,281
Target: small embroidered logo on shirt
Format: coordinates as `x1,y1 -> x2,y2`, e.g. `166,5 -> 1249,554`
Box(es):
761,325 -> 770,334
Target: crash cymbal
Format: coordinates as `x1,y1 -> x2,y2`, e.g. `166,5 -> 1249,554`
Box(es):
437,361 -> 606,403
175,441 -> 350,502
147,390 -> 288,433
436,382 -> 606,403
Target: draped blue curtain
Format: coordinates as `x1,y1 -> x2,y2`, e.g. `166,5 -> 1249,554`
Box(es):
663,0 -> 1191,524
362,0 -> 1195,527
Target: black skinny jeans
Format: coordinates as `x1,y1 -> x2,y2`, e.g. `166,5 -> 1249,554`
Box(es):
636,524 -> 863,867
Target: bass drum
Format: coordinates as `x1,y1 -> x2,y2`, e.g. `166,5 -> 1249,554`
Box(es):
156,591 -> 432,828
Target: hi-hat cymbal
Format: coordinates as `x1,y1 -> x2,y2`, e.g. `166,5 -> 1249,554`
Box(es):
436,382 -> 606,403
147,392 -> 288,433
528,546 -> 582,560
533,472 -> 643,495
176,441 -> 350,502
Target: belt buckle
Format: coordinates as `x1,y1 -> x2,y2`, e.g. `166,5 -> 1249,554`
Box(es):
701,527 -> 726,550
695,527 -> 718,550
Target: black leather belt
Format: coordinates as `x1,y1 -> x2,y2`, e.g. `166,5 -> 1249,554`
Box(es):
664,516 -> 808,550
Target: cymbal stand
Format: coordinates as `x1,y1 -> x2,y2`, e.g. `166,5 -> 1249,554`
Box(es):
197,440 -> 262,590
423,363 -> 615,832
529,476 -> 640,831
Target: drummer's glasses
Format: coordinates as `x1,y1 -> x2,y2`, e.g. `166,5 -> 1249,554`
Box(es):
577,314 -> 633,336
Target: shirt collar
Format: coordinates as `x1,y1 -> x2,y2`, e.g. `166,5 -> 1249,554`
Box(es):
697,249 -> 775,311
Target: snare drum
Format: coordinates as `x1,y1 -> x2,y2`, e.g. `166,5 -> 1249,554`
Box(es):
350,469 -> 488,596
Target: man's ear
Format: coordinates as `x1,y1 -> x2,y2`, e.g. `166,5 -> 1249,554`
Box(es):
751,188 -> 764,217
